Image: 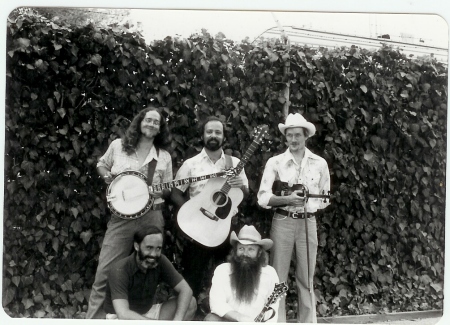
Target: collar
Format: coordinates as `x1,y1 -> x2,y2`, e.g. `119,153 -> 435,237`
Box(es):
142,145 -> 159,166
128,252 -> 141,274
281,147 -> 317,166
199,148 -> 225,163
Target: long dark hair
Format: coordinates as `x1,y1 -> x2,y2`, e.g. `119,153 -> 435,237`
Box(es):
122,106 -> 172,154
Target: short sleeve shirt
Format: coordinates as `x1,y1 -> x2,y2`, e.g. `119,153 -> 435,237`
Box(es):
103,253 -> 183,314
174,148 -> 248,198
97,139 -> 173,204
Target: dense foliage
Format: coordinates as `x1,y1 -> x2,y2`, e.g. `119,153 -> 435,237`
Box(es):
3,11 -> 446,319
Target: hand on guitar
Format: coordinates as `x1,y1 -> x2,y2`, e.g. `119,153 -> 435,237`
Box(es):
226,175 -> 244,189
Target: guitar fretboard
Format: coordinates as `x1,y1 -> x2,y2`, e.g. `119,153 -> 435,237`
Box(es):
221,139 -> 261,194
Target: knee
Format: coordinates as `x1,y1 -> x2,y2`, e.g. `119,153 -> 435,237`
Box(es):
204,313 -> 222,322
185,297 -> 197,320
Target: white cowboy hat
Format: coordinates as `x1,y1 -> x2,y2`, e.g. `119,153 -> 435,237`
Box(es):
278,113 -> 316,137
230,225 -> 273,251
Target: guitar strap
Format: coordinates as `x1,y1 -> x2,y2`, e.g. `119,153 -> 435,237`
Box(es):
224,154 -> 233,170
146,147 -> 159,185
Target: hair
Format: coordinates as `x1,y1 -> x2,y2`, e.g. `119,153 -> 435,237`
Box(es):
199,116 -> 228,140
122,106 -> 172,154
227,244 -> 268,304
133,226 -> 163,245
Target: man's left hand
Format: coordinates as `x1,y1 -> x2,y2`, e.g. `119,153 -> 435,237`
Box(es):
148,190 -> 163,199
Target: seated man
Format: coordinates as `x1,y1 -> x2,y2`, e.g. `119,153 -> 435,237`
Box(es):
103,226 -> 197,320
205,225 -> 280,322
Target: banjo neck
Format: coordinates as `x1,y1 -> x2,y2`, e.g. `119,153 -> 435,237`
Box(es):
148,171 -> 230,192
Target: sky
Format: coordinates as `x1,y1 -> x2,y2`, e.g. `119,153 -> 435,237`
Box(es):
129,10 -> 449,48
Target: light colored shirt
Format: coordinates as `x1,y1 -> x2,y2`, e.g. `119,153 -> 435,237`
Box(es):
209,263 -> 280,322
257,148 -> 330,213
174,148 -> 248,199
97,139 -> 173,204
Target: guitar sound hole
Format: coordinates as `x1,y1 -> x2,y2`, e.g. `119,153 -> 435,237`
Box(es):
212,192 -> 228,207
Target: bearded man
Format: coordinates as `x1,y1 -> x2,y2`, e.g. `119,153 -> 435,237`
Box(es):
103,226 -> 197,320
171,116 -> 249,298
204,225 -> 280,322
87,106 -> 173,319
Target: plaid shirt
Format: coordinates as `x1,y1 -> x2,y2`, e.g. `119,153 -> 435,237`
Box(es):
257,148 -> 330,213
97,139 -> 172,204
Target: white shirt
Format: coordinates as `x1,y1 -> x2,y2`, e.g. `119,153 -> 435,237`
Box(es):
209,263 -> 280,322
174,148 -> 248,199
257,148 -> 330,213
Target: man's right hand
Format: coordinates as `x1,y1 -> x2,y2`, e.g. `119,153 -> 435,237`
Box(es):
288,190 -> 306,207
102,172 -> 114,184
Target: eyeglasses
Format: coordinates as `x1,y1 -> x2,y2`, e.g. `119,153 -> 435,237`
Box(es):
143,118 -> 160,126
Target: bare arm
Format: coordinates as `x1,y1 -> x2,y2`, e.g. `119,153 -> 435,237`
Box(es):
97,166 -> 113,184
172,279 -> 194,321
112,299 -> 151,320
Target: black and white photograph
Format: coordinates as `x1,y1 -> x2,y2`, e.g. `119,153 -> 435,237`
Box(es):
1,0 -> 449,324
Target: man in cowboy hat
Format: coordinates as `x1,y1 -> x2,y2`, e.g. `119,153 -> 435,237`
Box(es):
257,113 -> 330,323
204,225 -> 280,322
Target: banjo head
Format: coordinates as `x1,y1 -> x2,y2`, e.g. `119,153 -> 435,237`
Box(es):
107,171 -> 153,219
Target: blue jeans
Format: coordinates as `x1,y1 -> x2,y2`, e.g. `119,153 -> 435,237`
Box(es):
86,211 -> 164,319
270,212 -> 318,323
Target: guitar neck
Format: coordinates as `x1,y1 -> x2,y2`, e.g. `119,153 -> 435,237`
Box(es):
232,139 -> 260,176
149,171 -> 227,192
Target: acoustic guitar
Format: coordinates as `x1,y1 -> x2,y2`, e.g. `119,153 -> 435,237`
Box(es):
177,125 -> 268,247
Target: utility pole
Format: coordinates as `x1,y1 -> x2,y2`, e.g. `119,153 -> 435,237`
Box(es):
271,13 -> 291,118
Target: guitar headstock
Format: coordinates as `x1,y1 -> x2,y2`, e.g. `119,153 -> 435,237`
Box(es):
266,281 -> 288,306
252,125 -> 269,144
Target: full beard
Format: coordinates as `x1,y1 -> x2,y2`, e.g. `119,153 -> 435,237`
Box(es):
204,138 -> 222,151
137,249 -> 160,269
229,254 -> 264,304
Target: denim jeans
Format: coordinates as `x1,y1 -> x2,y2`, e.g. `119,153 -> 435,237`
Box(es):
86,211 -> 164,319
270,212 -> 318,323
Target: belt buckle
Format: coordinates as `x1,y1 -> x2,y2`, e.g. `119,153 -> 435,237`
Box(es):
291,212 -> 300,219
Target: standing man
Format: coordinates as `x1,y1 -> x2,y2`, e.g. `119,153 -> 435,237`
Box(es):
103,226 -> 197,320
87,106 -> 173,319
257,113 -> 330,323
205,225 -> 280,322
171,116 -> 249,298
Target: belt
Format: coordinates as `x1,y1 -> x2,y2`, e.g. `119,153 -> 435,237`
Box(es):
150,203 -> 164,211
275,208 -> 315,219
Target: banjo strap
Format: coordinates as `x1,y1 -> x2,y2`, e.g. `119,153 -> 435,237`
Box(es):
146,147 -> 159,185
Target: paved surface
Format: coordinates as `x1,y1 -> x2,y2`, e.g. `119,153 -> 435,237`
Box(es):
317,311 -> 444,325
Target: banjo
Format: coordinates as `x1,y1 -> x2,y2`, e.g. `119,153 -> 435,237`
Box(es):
106,169 -> 236,220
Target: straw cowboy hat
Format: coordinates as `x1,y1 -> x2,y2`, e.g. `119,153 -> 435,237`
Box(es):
278,113 -> 316,138
230,225 -> 273,251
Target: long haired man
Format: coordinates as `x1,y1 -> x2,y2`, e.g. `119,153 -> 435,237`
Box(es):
86,106 -> 173,319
